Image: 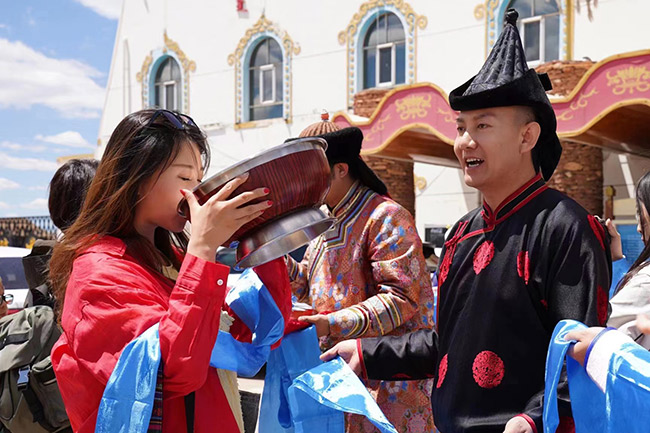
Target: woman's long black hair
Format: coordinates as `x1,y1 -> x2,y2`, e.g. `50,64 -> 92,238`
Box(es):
615,171 -> 650,294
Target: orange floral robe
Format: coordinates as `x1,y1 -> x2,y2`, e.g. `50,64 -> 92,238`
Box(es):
287,182 -> 436,433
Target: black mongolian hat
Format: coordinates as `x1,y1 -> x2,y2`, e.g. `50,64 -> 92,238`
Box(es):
449,8 -> 562,180
317,127 -> 388,196
287,126 -> 388,196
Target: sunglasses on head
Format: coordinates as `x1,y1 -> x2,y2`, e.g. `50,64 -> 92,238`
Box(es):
146,109 -> 198,130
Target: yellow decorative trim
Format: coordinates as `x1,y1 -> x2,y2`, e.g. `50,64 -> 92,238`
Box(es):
437,107 -> 456,123
164,31 -> 197,75
56,153 -> 95,165
552,49 -> 650,103
362,122 -> 455,156
556,88 -> 598,121
338,0 -> 427,42
334,82 -> 452,127
136,55 -> 152,83
483,0 -> 500,58
136,31 -> 196,113
228,14 -> 300,125
233,117 -> 293,130
606,66 -> 650,96
365,113 -> 392,143
414,175 -> 427,191
227,14 -> 300,66
474,3 -> 486,20
338,0 -> 427,107
566,0 -> 574,60
558,98 -> 650,139
395,94 -> 431,120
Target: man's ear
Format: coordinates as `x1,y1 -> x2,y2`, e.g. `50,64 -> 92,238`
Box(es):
520,121 -> 541,154
334,162 -> 349,179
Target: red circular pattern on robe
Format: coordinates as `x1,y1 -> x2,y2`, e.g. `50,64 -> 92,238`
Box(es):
472,350 -> 505,389
517,251 -> 530,285
587,215 -> 606,250
436,354 -> 448,388
473,241 -> 495,275
597,285 -> 608,326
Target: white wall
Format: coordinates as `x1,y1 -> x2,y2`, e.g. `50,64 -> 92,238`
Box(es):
97,0 -> 650,238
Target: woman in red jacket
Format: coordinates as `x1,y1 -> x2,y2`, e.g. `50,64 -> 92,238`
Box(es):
49,109 -> 280,433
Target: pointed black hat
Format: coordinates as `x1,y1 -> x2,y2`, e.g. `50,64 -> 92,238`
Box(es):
449,9 -> 562,180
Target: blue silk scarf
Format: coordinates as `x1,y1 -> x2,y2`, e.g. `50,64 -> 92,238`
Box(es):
544,319 -> 650,433
258,326 -> 397,433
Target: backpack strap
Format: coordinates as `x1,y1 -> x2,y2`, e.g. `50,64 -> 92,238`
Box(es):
17,366 -> 52,431
184,392 -> 195,433
0,332 -> 31,351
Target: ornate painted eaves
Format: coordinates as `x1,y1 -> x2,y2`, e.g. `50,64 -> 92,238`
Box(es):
332,50 -> 650,159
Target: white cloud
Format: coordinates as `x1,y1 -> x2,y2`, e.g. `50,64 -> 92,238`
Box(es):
73,0 -> 123,20
28,185 -> 47,191
35,131 -> 92,148
0,202 -> 9,210
0,178 -> 20,190
0,38 -> 105,119
0,152 -> 58,172
20,198 -> 48,210
0,24 -> 8,30
0,141 -> 48,153
0,141 -> 23,151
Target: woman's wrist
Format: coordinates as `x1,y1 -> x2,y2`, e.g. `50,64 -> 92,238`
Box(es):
187,240 -> 216,263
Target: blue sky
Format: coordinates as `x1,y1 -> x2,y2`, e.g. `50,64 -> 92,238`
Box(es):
0,0 -> 122,217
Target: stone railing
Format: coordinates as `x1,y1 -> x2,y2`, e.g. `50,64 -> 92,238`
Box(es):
0,216 -> 58,248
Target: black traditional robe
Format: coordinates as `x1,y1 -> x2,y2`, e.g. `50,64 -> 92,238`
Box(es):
360,174 -> 611,433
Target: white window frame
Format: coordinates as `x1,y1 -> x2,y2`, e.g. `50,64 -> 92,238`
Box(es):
520,16 -> 543,65
259,64 -> 276,104
375,42 -> 396,87
519,11 -> 561,66
155,80 -> 178,110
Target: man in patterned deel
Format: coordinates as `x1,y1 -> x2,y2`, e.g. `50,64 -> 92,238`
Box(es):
287,121 -> 437,432
322,9 -> 612,433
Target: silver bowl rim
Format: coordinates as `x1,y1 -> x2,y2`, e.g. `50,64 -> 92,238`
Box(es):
177,136 -> 328,217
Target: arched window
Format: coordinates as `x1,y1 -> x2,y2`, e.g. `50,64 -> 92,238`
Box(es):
362,12 -> 406,89
508,0 -> 560,63
153,57 -> 182,110
248,37 -> 283,121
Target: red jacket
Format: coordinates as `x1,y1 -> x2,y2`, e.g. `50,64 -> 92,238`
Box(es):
51,236 -> 290,433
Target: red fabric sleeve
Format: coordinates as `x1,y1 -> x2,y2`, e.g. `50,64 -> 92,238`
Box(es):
159,255 -> 230,396
66,253 -> 229,399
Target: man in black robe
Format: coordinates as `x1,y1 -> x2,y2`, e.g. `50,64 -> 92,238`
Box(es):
322,9 -> 611,433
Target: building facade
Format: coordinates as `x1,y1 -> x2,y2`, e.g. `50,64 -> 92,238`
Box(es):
97,0 -> 650,242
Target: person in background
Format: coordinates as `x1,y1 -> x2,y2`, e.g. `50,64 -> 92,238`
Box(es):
0,277 -> 11,318
287,119 -> 435,433
22,158 -> 99,309
602,171 -> 650,348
